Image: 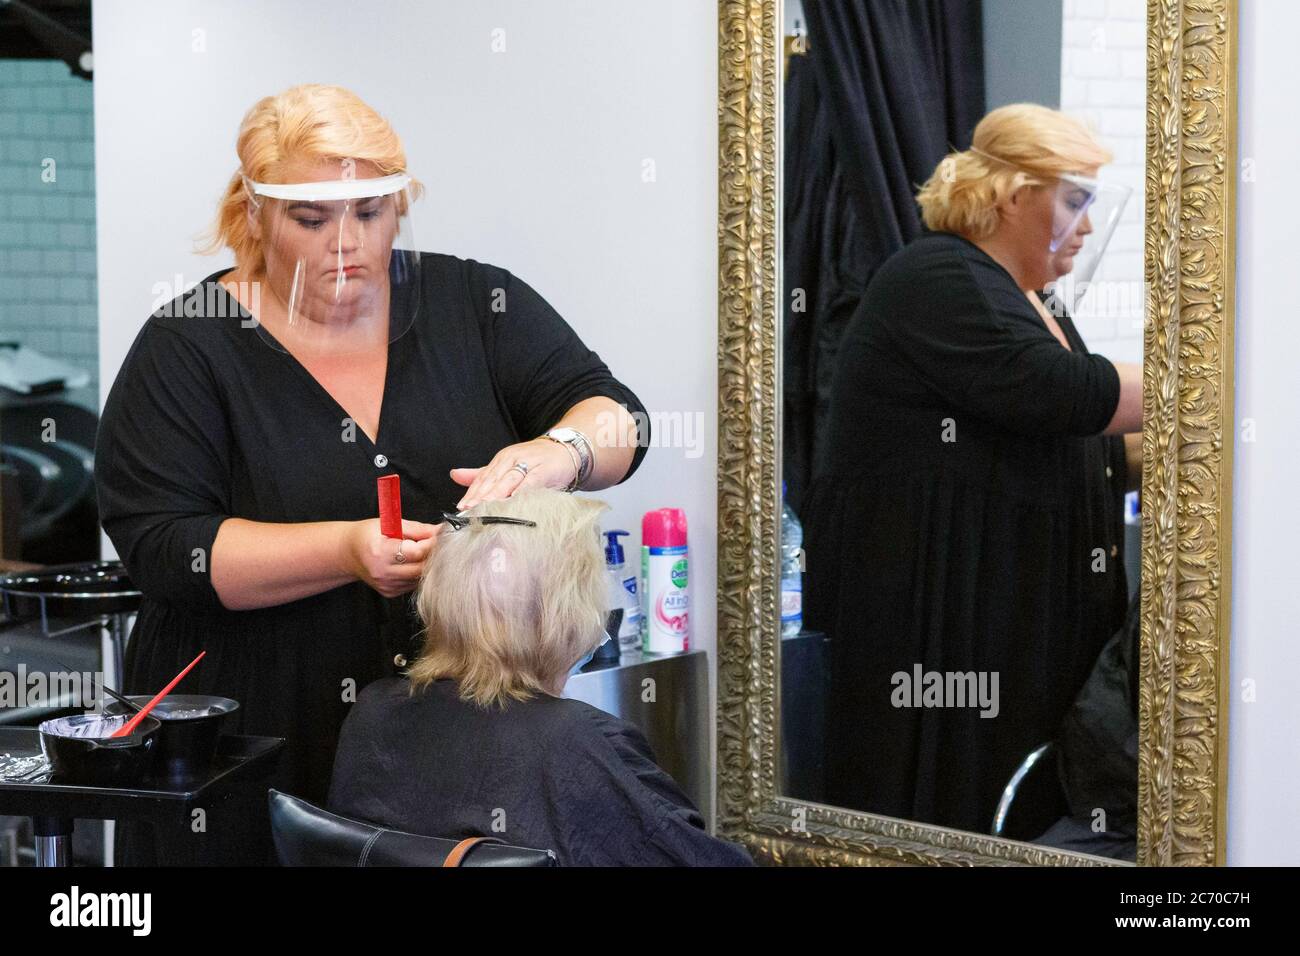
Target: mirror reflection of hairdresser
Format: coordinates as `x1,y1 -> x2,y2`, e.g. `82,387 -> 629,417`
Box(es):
328,488 -> 754,867
94,85 -> 650,865
801,105 -> 1141,835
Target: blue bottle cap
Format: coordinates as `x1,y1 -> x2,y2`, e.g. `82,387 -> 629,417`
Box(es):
603,529 -> 629,566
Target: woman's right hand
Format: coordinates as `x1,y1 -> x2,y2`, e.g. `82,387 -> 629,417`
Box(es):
343,518 -> 444,598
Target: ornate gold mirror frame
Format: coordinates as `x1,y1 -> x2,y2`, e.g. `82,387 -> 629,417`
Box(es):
717,0 -> 1237,866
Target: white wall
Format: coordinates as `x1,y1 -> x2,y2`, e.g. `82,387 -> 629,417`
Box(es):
1227,0 -> 1300,866
984,0 -> 1062,110
92,1 -> 720,811
1059,0 -> 1147,365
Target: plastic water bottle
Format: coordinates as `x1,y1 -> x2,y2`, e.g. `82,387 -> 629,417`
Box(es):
780,481 -> 803,639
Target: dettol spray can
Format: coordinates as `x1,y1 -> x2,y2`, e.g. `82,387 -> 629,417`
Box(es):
640,508 -> 689,653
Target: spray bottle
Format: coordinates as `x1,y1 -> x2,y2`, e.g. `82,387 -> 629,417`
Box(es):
641,508 -> 689,654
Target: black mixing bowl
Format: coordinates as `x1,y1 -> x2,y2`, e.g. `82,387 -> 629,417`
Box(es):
104,695 -> 239,784
38,714 -> 162,787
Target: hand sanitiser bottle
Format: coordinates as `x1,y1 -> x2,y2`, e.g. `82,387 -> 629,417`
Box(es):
603,530 -> 643,656
641,508 -> 689,653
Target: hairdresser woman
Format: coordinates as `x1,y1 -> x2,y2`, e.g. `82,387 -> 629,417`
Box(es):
95,84 -> 649,865
802,104 -> 1140,835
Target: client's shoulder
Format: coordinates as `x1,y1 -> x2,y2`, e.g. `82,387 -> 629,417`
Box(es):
341,676 -> 414,726
351,677 -> 645,754
473,691 -> 650,757
542,697 -> 654,761
355,675 -> 412,705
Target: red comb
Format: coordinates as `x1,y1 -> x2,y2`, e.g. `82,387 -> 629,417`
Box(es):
377,474 -> 403,538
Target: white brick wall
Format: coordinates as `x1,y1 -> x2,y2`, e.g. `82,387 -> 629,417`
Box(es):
0,59 -> 99,412
1059,0 -> 1147,365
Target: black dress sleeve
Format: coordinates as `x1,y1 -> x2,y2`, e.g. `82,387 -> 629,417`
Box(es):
95,320 -> 232,614
468,262 -> 650,484
877,241 -> 1121,437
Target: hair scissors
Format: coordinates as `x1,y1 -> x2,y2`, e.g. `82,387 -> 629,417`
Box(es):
440,510 -> 537,531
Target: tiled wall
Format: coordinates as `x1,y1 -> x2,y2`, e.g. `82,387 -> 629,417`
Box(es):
1059,0 -> 1147,365
0,58 -> 98,413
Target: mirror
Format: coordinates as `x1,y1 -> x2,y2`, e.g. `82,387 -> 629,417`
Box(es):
717,0 -> 1235,867
777,0 -> 1146,861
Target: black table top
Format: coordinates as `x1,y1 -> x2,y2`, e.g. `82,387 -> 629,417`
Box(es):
0,728 -> 284,823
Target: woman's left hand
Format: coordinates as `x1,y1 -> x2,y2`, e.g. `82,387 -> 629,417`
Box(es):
450,438 -> 578,510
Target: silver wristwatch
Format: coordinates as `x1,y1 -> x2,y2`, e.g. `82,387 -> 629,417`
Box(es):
542,427 -> 594,491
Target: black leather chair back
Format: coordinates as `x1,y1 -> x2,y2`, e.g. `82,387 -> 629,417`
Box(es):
267,790 -> 558,867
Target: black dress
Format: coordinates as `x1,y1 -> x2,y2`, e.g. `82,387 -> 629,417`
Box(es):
327,677 -> 754,867
801,232 -> 1129,835
95,254 -> 650,865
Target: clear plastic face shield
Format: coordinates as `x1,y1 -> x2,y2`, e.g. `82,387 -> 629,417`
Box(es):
1044,172 -> 1133,313
243,168 -> 421,357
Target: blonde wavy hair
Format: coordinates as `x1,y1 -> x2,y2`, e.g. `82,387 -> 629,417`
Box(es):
915,103 -> 1113,240
198,83 -> 423,273
406,488 -> 611,709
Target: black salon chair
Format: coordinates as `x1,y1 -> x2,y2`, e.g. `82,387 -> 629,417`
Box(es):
267,790 -> 558,867
0,400 -> 101,564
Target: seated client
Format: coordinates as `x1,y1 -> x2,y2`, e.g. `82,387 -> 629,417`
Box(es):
326,487 -> 753,866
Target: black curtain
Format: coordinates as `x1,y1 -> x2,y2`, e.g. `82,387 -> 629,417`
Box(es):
783,0 -> 985,516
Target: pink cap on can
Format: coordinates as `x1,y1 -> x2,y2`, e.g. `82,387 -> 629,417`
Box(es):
642,508 -> 687,548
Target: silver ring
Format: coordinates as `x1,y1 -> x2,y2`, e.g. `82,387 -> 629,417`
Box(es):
394,542 -> 406,564
512,461 -> 529,477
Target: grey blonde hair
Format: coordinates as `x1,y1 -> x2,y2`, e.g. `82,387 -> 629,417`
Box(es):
915,103 -> 1113,240
406,488 -> 611,708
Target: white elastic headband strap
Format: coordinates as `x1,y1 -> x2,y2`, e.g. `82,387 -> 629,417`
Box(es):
245,172 -> 411,201
966,143 -> 1015,168
966,147 -> 1115,196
